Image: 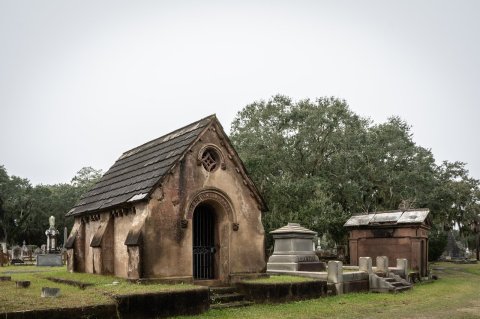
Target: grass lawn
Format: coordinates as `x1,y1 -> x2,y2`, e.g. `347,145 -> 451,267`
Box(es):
177,262 -> 480,319
0,265 -> 199,313
1,262 -> 479,318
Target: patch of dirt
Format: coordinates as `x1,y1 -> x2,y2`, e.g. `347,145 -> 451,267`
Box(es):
457,298 -> 480,317
457,306 -> 480,315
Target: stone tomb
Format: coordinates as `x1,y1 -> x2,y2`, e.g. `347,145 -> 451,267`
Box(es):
267,223 -> 326,272
345,209 -> 431,277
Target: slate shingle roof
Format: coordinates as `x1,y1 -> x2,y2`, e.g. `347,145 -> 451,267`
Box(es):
66,115 -> 214,217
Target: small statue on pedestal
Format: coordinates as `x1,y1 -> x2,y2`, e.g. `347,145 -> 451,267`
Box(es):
45,216 -> 60,254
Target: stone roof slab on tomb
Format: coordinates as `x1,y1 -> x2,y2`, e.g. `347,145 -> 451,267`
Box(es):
397,209 -> 430,224
343,214 -> 375,227
344,209 -> 430,228
371,211 -> 403,224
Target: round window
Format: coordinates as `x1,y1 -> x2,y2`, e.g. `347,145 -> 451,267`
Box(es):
201,149 -> 220,172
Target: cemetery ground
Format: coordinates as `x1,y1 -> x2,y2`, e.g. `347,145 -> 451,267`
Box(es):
0,265 -> 201,313
180,261 -> 480,319
0,262 -> 479,318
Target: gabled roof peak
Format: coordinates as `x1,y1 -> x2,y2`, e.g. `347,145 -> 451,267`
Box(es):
67,115 -> 215,217
120,114 -> 217,160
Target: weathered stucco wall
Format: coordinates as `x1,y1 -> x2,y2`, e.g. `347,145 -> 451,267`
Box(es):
83,219 -> 100,273
69,122 -> 266,281
142,126 -> 265,281
112,212 -> 135,278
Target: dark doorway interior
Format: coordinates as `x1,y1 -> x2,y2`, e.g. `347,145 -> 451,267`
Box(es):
193,204 -> 216,280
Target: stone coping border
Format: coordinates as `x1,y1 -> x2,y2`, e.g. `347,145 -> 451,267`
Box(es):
45,277 -> 94,289
236,280 -> 327,303
114,287 -> 209,318
1,288 -> 210,319
267,270 -> 328,280
127,276 -> 193,285
1,304 -> 117,319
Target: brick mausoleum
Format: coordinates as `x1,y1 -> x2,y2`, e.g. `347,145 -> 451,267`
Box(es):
344,209 -> 431,277
65,115 -> 267,283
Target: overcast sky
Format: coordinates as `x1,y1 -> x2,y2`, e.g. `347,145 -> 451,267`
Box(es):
1,0 -> 479,185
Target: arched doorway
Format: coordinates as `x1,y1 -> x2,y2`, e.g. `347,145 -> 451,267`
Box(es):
193,203 -> 216,280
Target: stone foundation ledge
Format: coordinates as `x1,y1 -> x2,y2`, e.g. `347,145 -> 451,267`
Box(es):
266,269 -> 328,280
343,272 -> 368,281
229,272 -> 269,283
114,288 -> 209,318
127,276 -> 193,285
236,279 -> 327,303
1,304 -> 117,319
1,288 -> 209,319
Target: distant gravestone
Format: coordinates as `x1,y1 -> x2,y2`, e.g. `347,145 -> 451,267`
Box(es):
41,287 -> 60,297
11,246 -> 24,264
16,281 -> 31,288
33,247 -> 42,258
21,240 -> 27,259
11,246 -> 21,259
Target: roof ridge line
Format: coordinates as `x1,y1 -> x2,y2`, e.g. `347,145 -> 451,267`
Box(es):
120,114 -> 216,158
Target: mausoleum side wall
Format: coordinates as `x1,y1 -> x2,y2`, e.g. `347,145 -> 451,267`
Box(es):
113,212 -> 135,278
83,219 -> 101,273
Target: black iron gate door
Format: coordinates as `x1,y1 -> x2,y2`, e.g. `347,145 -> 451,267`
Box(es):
193,205 -> 215,279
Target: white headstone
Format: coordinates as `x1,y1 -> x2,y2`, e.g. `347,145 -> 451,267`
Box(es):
376,256 -> 389,272
327,260 -> 344,295
359,257 -> 373,274
396,258 -> 408,278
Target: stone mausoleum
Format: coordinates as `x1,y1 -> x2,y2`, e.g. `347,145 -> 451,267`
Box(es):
65,115 -> 267,283
344,209 -> 431,277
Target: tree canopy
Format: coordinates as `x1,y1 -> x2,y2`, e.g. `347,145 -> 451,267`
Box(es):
230,95 -> 480,248
1,95 -> 479,256
0,166 -> 102,246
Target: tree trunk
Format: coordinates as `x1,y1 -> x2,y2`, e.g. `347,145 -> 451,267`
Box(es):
476,232 -> 479,261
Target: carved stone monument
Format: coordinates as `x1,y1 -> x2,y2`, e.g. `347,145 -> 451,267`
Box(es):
267,223 -> 326,272
37,216 -> 62,266
45,216 -> 60,253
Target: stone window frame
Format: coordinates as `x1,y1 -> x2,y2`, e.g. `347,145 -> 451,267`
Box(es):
197,144 -> 226,172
